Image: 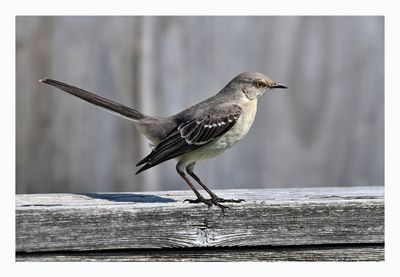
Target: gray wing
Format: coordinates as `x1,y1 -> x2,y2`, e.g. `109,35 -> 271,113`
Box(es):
136,105 -> 242,174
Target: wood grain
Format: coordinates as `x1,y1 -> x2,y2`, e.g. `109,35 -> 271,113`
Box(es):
16,187 -> 384,254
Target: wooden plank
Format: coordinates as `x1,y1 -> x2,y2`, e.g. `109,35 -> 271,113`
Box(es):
16,187 -> 384,253
16,244 -> 384,262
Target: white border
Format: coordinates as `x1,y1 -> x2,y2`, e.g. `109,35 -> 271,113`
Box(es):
3,0 -> 397,275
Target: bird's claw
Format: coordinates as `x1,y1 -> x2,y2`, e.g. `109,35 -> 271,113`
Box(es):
184,197 -> 212,207
212,197 -> 245,203
183,196 -> 244,212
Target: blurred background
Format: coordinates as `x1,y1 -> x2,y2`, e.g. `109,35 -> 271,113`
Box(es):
16,16 -> 384,194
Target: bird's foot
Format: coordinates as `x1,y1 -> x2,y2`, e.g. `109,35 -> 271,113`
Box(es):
184,196 -> 230,211
212,197 -> 245,203
184,195 -> 212,207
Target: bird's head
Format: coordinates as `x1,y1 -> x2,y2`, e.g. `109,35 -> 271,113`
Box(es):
225,72 -> 287,100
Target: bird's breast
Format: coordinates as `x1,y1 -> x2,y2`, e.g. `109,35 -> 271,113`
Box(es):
216,99 -> 258,148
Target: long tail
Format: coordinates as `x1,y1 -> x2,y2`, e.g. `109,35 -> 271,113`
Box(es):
39,78 -> 146,121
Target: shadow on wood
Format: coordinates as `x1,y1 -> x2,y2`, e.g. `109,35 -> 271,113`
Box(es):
80,193 -> 176,203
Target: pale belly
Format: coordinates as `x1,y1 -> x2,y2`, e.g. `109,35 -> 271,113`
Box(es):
179,100 -> 257,164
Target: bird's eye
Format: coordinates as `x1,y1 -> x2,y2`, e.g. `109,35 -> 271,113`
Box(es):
255,81 -> 266,88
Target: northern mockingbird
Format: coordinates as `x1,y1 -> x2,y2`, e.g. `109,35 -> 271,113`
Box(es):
40,72 -> 287,210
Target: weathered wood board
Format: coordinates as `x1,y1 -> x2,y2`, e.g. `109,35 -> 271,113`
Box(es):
16,186 -> 384,262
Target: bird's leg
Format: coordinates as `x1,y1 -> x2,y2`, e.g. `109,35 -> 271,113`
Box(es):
176,163 -> 211,207
186,163 -> 245,206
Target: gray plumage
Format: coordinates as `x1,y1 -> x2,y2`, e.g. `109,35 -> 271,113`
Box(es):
40,72 -> 287,210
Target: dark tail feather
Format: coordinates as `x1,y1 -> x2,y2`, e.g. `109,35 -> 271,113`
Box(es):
39,78 -> 145,121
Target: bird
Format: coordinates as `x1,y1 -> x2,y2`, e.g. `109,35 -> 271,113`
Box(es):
39,72 -> 287,210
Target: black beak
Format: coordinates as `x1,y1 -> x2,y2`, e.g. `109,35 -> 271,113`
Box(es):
270,82 -> 288,89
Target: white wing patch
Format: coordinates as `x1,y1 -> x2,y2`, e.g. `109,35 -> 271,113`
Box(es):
179,110 -> 241,145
